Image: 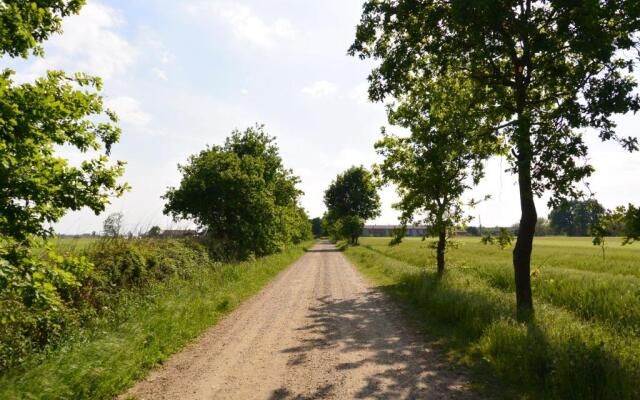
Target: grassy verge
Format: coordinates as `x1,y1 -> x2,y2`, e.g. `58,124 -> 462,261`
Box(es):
344,238 -> 640,400
0,241 -> 311,400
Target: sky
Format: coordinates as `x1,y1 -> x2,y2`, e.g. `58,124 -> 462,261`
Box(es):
6,0 -> 640,234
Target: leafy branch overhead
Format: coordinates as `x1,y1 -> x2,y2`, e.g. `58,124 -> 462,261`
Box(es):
0,70 -> 128,241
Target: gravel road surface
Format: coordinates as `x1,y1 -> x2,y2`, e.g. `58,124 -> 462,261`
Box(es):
124,241 -> 478,399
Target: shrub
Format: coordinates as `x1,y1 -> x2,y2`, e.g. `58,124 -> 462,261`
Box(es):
0,237 -> 212,372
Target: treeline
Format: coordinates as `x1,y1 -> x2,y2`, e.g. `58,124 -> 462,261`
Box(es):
0,3 -> 310,373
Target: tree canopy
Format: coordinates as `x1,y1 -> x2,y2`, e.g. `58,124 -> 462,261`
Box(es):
1,2 -> 126,243
324,166 -> 380,244
0,71 -> 128,241
163,125 -> 311,259
375,75 -> 500,273
549,199 -> 605,236
0,0 -> 85,58
351,0 -> 640,313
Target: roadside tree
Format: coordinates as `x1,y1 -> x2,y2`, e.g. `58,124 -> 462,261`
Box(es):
350,0 -> 640,314
376,76 -> 499,274
163,125 -> 309,259
324,166 -> 380,245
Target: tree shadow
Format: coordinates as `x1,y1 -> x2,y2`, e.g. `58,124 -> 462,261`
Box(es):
304,248 -> 342,253
273,289 -> 476,399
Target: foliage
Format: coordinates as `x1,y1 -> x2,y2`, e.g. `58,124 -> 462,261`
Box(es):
550,200 -> 605,236
163,125 -> 309,259
0,240 -> 310,398
0,237 -> 92,369
375,74 -> 500,272
350,0 -> 640,313
338,215 -> 364,245
310,217 -> 323,237
0,237 -> 219,372
323,166 -> 380,244
146,226 -> 161,237
0,70 -> 128,242
621,204 -> 640,245
0,0 -> 85,58
481,229 -> 514,249
346,237 -> 640,399
497,228 -> 514,250
0,0 -> 129,373
102,212 -> 124,238
591,204 -> 640,259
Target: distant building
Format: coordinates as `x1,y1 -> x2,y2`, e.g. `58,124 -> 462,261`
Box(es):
362,225 -> 427,237
361,225 -> 468,237
160,229 -> 198,238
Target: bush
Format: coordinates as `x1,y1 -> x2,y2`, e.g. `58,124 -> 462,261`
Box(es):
0,237 -> 212,372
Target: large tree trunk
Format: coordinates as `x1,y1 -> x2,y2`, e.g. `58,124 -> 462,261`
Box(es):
513,113 -> 536,317
514,164 -> 536,317
436,229 -> 446,275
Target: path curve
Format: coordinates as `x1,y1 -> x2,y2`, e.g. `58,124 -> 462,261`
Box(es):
124,242 -> 479,399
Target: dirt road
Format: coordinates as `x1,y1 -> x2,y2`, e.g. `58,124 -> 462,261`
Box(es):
125,242 -> 478,399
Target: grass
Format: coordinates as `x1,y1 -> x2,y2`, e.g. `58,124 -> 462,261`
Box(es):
0,241 -> 311,400
344,236 -> 640,400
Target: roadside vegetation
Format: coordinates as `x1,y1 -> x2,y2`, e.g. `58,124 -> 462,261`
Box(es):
0,4 -> 312,394
345,236 -> 640,399
0,238 -> 311,399
350,0 -> 640,316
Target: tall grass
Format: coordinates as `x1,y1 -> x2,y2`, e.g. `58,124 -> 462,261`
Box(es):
345,237 -> 640,399
0,240 -> 311,400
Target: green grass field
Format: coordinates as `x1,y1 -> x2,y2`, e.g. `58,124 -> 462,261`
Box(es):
344,236 -> 640,400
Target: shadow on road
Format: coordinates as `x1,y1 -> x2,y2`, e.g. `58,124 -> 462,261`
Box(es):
272,289 -> 474,399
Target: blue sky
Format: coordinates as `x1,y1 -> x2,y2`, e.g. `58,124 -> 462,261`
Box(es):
8,0 -> 640,234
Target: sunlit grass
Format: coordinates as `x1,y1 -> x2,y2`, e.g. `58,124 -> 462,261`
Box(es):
344,236 -> 640,399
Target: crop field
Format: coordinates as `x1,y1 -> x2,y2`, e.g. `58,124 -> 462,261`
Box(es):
344,236 -> 640,399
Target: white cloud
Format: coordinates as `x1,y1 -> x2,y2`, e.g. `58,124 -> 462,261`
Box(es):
185,2 -> 295,47
105,96 -> 152,128
39,2 -> 136,79
302,80 -> 338,98
324,148 -> 376,170
151,67 -> 168,81
349,83 -> 372,106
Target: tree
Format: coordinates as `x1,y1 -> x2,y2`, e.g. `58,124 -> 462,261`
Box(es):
147,226 -> 162,237
0,1 -> 125,364
0,0 -> 85,58
591,203 -> 640,258
549,200 -> 605,236
350,1 -> 640,314
324,166 -> 380,245
310,217 -> 324,237
621,204 -> 640,245
0,1 -> 127,243
163,125 -> 307,259
103,212 -> 123,238
375,75 -> 499,274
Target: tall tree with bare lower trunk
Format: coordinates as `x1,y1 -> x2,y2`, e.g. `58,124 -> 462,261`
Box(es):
350,0 -> 640,317
375,75 -> 500,274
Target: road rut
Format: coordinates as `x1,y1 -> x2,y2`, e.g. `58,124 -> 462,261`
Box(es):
125,242 -> 478,399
